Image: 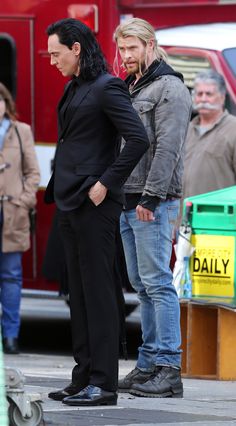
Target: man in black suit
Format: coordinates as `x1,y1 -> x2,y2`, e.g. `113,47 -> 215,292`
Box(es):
45,18 -> 149,407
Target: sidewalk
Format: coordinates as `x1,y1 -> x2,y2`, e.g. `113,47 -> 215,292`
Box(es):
3,352 -> 236,425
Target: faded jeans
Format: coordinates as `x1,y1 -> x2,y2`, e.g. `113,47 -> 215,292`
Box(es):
120,199 -> 181,370
0,211 -> 22,338
0,251 -> 22,338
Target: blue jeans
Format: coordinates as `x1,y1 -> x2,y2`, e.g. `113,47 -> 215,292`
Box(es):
120,199 -> 181,370
0,250 -> 22,338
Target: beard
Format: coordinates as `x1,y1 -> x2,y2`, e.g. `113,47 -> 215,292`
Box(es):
124,60 -> 147,76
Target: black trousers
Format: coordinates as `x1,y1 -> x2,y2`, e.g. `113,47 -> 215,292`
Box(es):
58,197 -> 122,391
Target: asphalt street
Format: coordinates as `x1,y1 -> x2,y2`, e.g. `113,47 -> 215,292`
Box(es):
3,353 -> 236,426
2,298 -> 236,425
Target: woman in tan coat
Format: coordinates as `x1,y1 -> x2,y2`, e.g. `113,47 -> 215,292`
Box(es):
0,82 -> 40,354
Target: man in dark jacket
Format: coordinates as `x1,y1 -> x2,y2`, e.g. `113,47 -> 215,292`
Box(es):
114,18 -> 192,398
45,18 -> 149,407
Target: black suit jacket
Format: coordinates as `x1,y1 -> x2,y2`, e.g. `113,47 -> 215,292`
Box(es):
45,73 -> 149,210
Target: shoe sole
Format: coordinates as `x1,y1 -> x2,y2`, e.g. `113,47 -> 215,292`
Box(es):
62,399 -> 117,406
48,395 -> 67,401
118,388 -> 132,393
129,387 -> 183,398
48,391 -> 81,401
118,380 -> 152,394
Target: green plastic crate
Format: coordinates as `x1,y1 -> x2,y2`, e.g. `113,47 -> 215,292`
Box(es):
183,186 -> 236,298
184,185 -> 236,231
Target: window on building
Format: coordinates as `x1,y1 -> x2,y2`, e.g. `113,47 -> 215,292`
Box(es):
0,33 -> 16,98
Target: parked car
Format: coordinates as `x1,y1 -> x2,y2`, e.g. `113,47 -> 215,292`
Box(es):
156,23 -> 236,115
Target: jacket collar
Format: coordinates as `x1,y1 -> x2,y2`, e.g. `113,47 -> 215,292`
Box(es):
192,109 -> 228,131
125,59 -> 184,96
58,78 -> 92,139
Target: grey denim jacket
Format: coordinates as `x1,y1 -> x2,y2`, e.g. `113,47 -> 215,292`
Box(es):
123,72 -> 192,201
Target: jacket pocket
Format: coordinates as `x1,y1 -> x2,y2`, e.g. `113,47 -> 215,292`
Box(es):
6,203 -> 29,232
134,100 -> 155,145
205,138 -> 228,159
134,100 -> 155,128
138,101 -> 155,114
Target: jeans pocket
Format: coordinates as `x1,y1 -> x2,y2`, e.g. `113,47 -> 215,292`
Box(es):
167,203 -> 179,226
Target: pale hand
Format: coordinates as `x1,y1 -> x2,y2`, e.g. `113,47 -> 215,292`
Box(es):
88,181 -> 107,206
136,205 -> 155,222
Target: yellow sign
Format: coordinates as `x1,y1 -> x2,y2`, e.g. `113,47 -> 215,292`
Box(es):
190,234 -> 235,297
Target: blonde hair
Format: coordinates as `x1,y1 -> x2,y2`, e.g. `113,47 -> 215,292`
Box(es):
113,17 -> 168,76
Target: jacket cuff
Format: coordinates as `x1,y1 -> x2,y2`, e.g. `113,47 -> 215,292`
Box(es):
138,195 -> 161,212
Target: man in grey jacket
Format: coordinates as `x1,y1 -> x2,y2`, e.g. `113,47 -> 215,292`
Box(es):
114,18 -> 192,398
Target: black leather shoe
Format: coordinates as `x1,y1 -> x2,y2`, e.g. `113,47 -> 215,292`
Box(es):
3,338 -> 19,354
48,383 -> 84,401
130,366 -> 183,398
118,367 -> 153,393
62,385 -> 118,406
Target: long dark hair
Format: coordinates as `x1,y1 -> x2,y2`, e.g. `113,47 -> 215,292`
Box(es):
47,18 -> 108,80
0,82 -> 17,120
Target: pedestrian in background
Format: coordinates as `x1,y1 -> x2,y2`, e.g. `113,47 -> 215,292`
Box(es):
46,18 -> 149,407
0,82 -> 40,354
183,70 -> 236,199
114,18 -> 192,398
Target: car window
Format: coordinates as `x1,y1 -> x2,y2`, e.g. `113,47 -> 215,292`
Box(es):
166,54 -> 211,90
222,48 -> 236,77
166,53 -> 236,115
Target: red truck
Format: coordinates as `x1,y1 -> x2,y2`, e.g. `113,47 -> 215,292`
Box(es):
157,22 -> 236,115
0,0 -> 236,302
